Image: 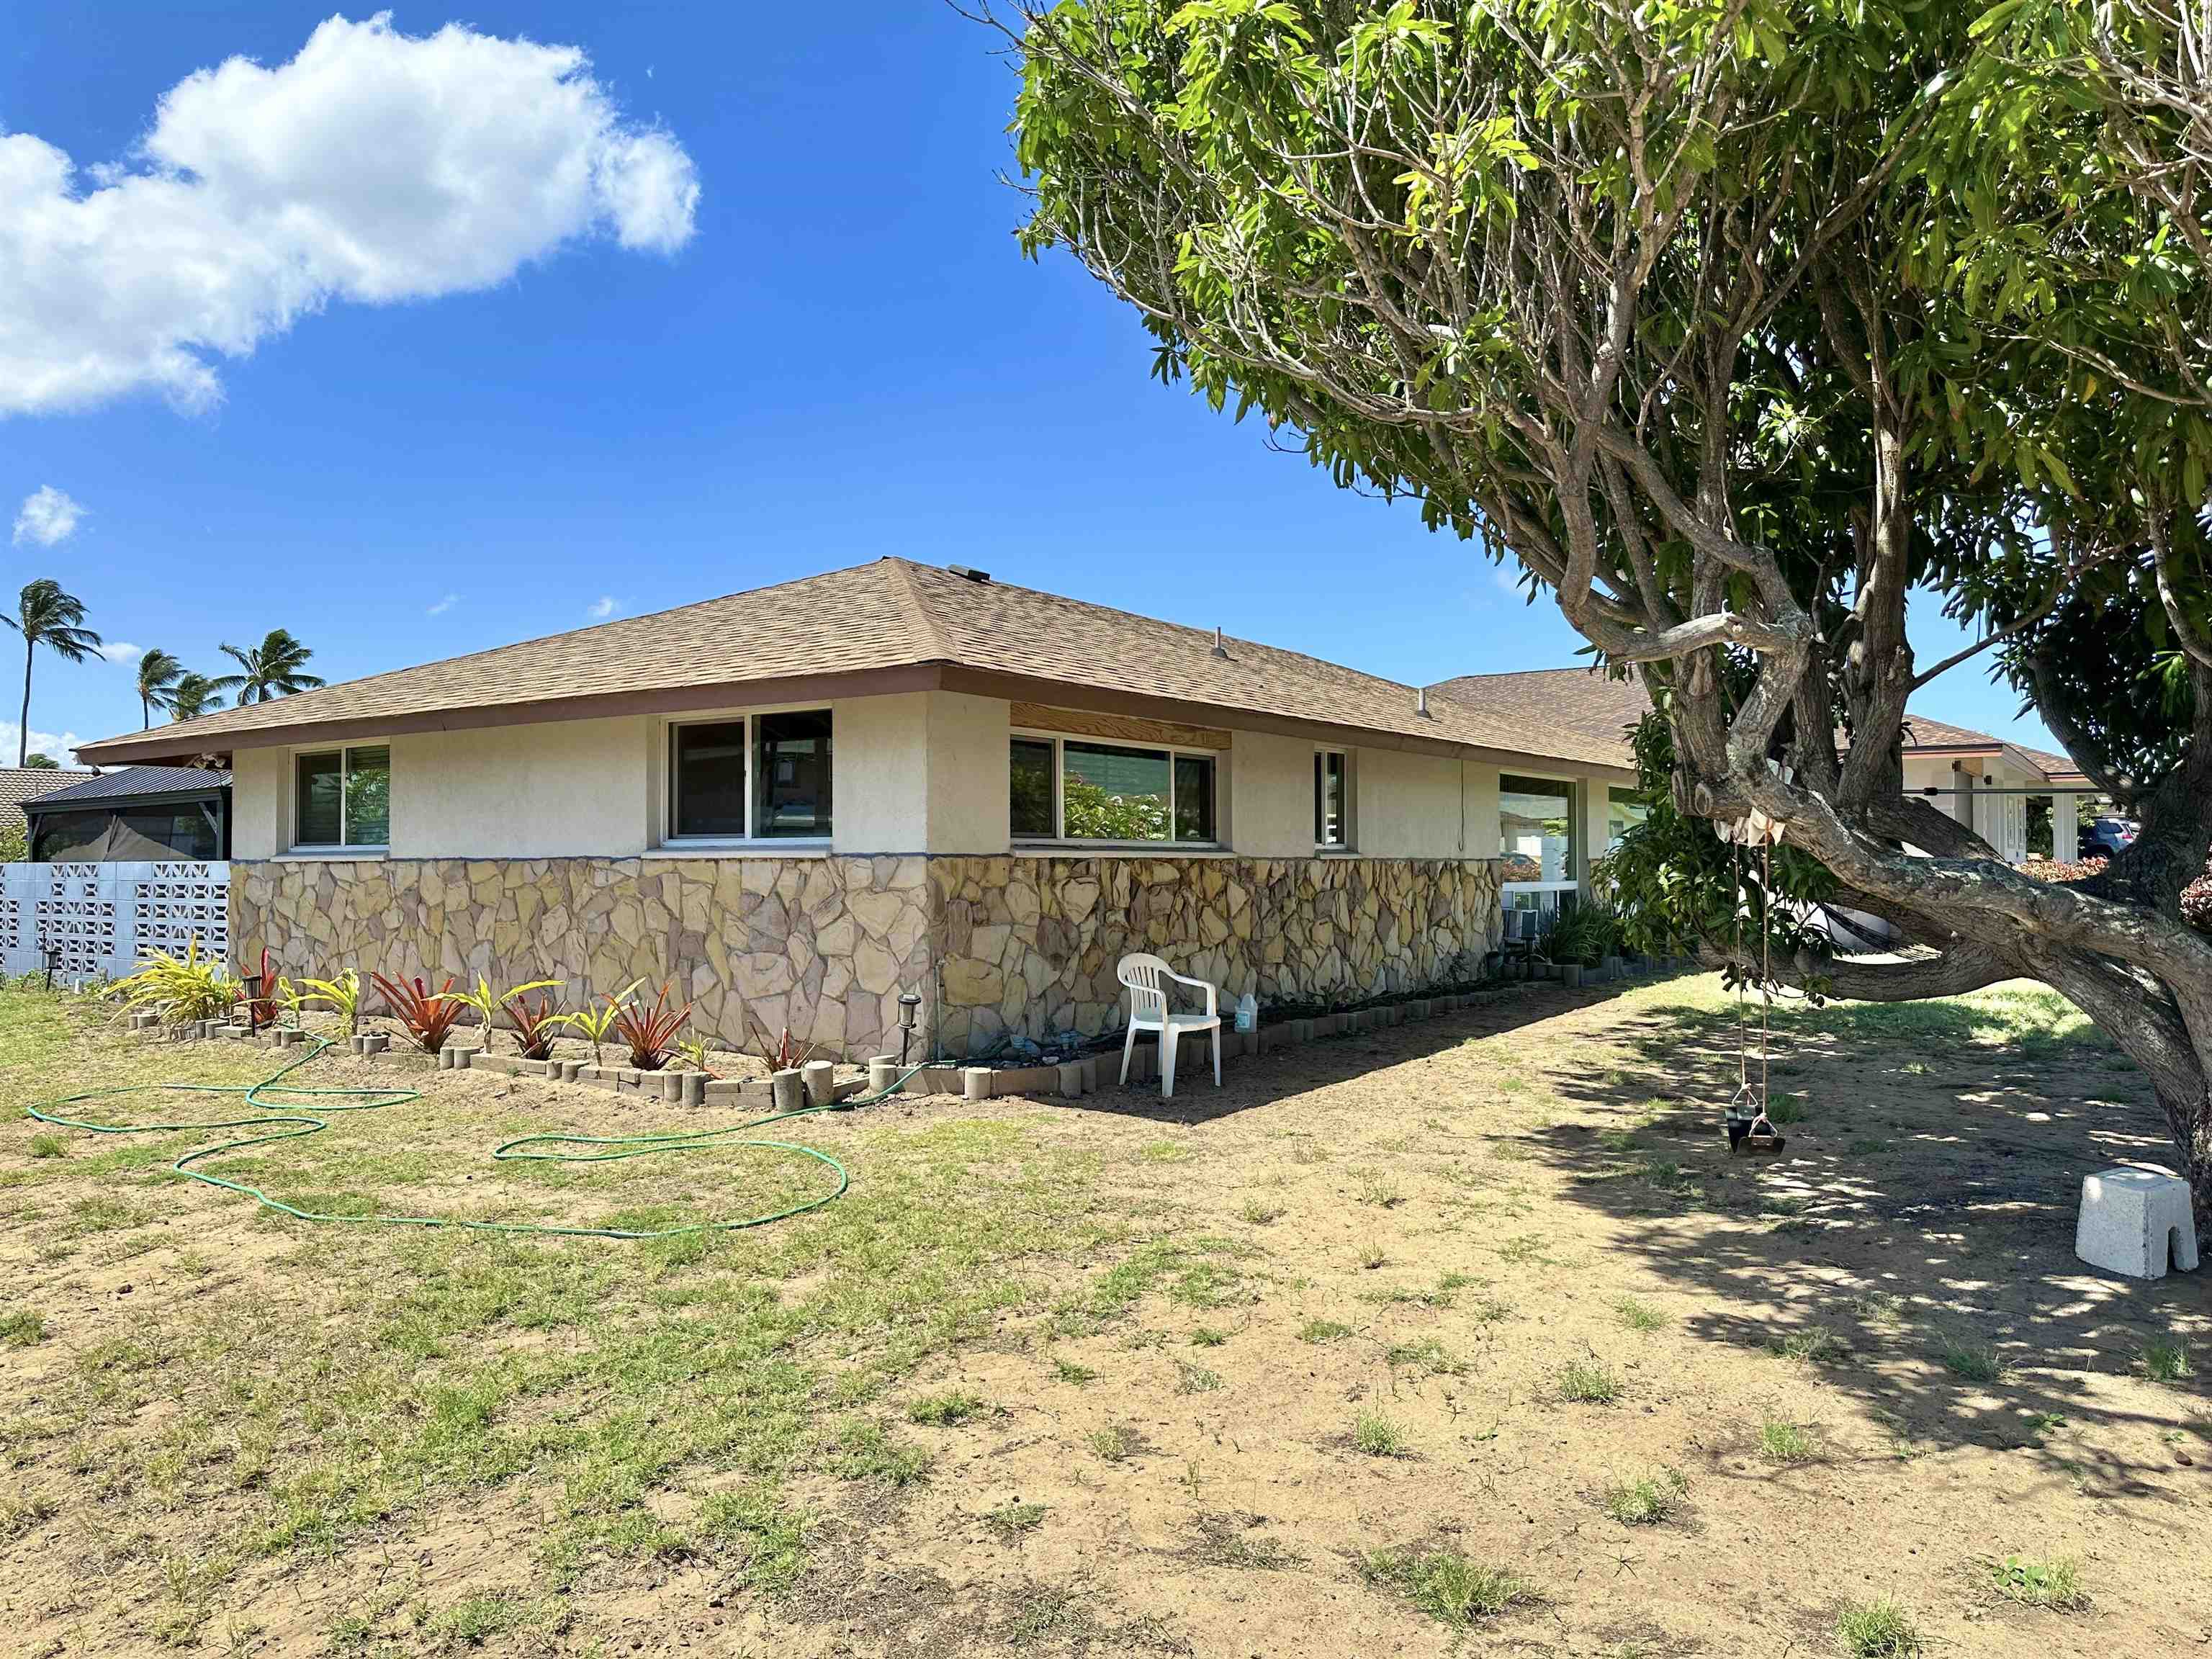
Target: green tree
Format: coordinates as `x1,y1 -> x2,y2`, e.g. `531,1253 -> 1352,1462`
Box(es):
4,580 -> 101,767
210,629 -> 325,704
167,673 -> 227,724
22,753 -> 57,769
1004,0 -> 2212,1210
134,648 -> 184,729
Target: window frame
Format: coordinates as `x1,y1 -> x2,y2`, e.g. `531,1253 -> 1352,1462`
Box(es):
1496,768 -> 1580,901
1313,747 -> 1352,851
663,709 -> 835,847
291,743 -> 391,853
1008,727 -> 1223,849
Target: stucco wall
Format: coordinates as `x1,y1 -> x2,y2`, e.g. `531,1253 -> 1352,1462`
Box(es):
395,716 -> 652,858
925,690 -> 1012,854
222,691 -> 1623,868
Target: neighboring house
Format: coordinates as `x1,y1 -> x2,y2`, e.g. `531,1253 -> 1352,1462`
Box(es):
0,765 -> 93,851
22,766 -> 232,862
75,559 -> 1640,1059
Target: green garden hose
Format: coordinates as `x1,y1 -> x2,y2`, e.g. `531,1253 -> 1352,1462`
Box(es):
24,1035 -> 920,1241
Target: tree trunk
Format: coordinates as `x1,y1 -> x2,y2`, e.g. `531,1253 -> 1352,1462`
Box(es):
17,639 -> 31,768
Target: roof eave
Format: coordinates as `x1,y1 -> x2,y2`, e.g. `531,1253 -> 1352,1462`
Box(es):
77,661 -> 1640,779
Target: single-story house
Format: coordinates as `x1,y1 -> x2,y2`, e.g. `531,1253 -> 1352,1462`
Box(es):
22,766 -> 232,863
77,559 -> 1648,1059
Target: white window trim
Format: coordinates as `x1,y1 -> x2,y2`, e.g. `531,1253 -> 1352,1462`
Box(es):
1010,727 -> 1223,849
662,709 -> 833,848
1313,746 -> 1353,852
1497,768 -> 1581,889
291,742 -> 391,853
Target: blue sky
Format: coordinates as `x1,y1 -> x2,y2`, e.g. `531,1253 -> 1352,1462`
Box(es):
2,4 -> 2052,760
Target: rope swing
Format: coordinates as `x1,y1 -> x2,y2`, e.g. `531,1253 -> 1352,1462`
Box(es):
1723,814 -> 1786,1156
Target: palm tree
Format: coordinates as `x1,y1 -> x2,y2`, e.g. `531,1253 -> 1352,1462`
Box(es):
4,580 -> 101,767
210,629 -> 325,705
135,648 -> 184,728
167,673 -> 227,723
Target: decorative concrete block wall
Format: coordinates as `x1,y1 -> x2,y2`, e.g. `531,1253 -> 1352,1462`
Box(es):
1,860 -> 230,981
232,853 -> 1503,1060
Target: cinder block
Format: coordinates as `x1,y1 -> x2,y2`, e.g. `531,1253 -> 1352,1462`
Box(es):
770,1069 -> 806,1112
962,1066 -> 993,1101
1056,1061 -> 1086,1097
802,1059 -> 837,1107
703,1078 -> 748,1105
2077,1166 -> 2200,1280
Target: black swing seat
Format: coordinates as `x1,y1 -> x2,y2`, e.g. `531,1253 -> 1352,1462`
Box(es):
1725,1085 -> 1786,1155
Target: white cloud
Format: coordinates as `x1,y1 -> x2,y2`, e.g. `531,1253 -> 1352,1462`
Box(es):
12,485 -> 85,545
2,724 -> 84,763
95,642 -> 145,665
426,593 -> 458,616
1,13 -> 700,417
588,595 -> 616,619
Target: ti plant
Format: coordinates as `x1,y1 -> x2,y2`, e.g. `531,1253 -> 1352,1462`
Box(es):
553,980 -> 641,1068
502,989 -> 567,1062
297,968 -> 364,1036
369,971 -> 465,1055
238,945 -> 280,1028
610,981 -> 693,1072
433,975 -> 562,1056
110,936 -> 238,1028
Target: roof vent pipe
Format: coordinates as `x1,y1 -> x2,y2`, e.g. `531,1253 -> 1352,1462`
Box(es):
1416,685 -> 1431,717
1211,626 -> 1228,659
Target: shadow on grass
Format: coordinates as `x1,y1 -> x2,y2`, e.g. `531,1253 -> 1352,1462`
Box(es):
1508,984 -> 2209,1527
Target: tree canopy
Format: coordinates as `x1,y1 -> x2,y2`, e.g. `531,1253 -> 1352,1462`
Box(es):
1000,0 -> 2212,1208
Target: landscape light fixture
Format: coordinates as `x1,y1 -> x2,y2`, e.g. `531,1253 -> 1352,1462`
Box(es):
896,992 -> 922,1066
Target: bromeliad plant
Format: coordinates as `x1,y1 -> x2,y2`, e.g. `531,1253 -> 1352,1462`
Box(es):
611,981 -> 693,1071
110,936 -> 238,1028
553,980 -> 641,1068
502,990 -> 567,1061
432,975 -> 562,1056
297,968 -> 364,1036
369,971 -> 464,1054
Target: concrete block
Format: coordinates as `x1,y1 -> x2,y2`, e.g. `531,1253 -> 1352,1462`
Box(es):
801,1059 -> 837,1107
1001,1064 -> 1061,1096
1056,1061 -> 1086,1097
868,1056 -> 901,1095
770,1069 -> 806,1112
2077,1166 -> 2200,1280
1080,1055 -> 1102,1093
658,1070 -> 683,1102
680,1071 -> 708,1107
559,1058 -> 584,1082
703,1078 -> 750,1105
962,1066 -> 993,1101
1405,999 -> 1430,1022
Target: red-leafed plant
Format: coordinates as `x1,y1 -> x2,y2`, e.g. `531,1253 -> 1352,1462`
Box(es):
753,1022 -> 819,1073
236,945 -> 279,1028
503,989 -> 565,1061
610,981 -> 693,1071
371,971 -> 464,1054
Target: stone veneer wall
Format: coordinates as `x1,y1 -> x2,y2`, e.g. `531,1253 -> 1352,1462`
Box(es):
232,853 -> 1503,1061
232,857 -> 932,1061
929,855 -> 1503,1053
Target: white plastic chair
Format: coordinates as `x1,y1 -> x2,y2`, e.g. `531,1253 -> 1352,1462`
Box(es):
1116,952 -> 1221,1098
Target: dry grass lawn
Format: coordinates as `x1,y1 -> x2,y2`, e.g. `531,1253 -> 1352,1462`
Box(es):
3,972 -> 2208,1657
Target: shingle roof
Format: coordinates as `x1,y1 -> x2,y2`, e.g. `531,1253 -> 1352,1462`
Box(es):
0,765 -> 94,833
22,765 -> 230,809
77,559 -> 1640,773
1433,669 -> 1651,770
1434,670 -> 2094,787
